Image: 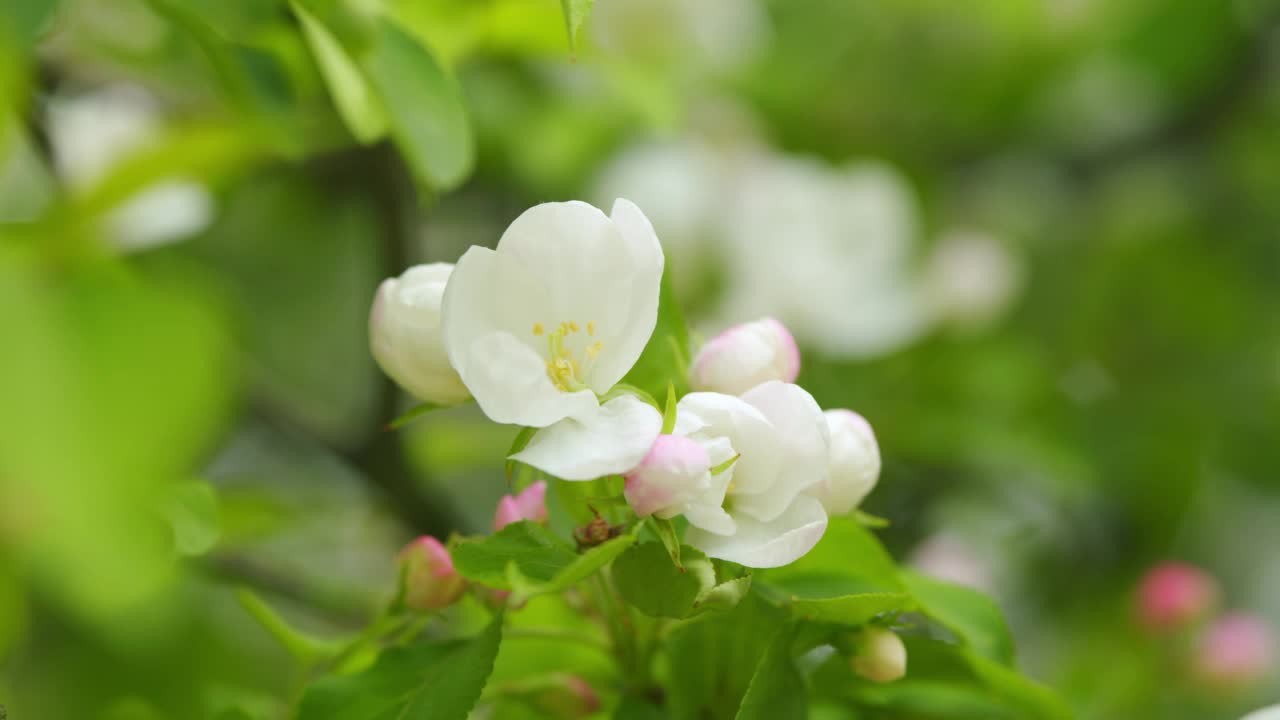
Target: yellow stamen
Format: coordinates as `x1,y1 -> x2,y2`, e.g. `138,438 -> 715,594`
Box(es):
587,322 -> 595,336
586,341 -> 604,359
532,323 -> 544,336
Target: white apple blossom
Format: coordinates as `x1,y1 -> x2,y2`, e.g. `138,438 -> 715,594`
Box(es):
442,199 -> 665,480
721,157 -> 931,358
688,317 -> 801,396
624,381 -> 830,568
369,263 -> 470,406
808,409 -> 881,515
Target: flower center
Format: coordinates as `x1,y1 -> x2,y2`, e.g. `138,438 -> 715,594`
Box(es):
533,320 -> 602,392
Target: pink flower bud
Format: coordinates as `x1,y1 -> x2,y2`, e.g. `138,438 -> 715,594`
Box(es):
494,480 -> 549,531
398,536 -> 466,611
689,317 -> 801,396
624,434 -> 711,518
1193,613 -> 1274,688
523,674 -> 601,718
1136,562 -> 1219,631
851,627 -> 907,683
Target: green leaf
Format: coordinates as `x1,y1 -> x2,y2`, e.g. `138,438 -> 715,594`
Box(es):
649,516 -> 683,568
558,0 -> 595,51
505,426 -> 537,479
613,542 -> 712,618
161,481 -> 220,556
297,613 -> 504,720
621,266 -> 690,402
237,589 -> 341,662
292,1 -> 388,144
506,530 -> 637,601
788,592 -> 914,627
359,18 -> 473,191
666,594 -> 788,720
451,522 -> 577,589
735,625 -> 806,720
834,636 -> 1071,720
385,402 -> 444,431
903,570 -> 1015,665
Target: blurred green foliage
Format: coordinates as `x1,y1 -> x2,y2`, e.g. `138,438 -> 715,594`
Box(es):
2,0 -> 1280,718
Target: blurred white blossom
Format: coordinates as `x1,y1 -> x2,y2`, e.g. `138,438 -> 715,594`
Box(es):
924,229 -> 1024,331
48,85 -> 214,250
590,0 -> 770,73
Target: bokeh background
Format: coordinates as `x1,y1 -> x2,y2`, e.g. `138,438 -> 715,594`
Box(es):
2,0 -> 1280,718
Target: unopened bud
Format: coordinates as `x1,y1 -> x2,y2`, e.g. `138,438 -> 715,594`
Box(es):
809,409 -> 880,515
624,434 -> 711,518
398,536 -> 466,612
1193,613 -> 1274,689
370,264 -> 471,405
851,627 -> 907,683
1136,562 -> 1219,632
689,317 -> 800,396
494,480 -> 549,531
525,674 -> 601,719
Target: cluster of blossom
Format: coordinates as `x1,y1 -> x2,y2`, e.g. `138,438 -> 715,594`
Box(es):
369,199 -> 881,570
593,131 -> 1023,357
1135,562 -> 1275,689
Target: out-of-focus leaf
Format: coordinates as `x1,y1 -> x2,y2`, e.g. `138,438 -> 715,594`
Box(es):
0,248 -> 235,618
558,0 -> 594,51
297,613 -> 503,720
621,266 -> 689,402
903,570 -> 1015,665
735,625 -> 806,720
292,1 -> 388,144
163,481 -> 221,557
385,402 -> 444,431
833,636 -> 1071,720
359,18 -> 472,191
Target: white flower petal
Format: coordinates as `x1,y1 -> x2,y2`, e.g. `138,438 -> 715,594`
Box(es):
683,502 -> 737,536
687,495 -> 828,568
443,246 -> 593,426
510,394 -> 663,481
733,381 -> 830,523
586,198 -> 665,391
676,391 -> 778,495
466,331 -> 598,427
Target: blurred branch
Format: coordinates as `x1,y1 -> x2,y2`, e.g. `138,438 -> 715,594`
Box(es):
204,553 -> 372,627
312,145 -> 463,539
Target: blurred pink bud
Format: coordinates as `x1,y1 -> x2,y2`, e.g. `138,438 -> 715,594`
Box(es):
689,317 -> 801,396
526,674 -> 600,718
494,480 -> 549,531
851,627 -> 907,683
624,434 -> 711,518
1194,613 -> 1275,688
1136,562 -> 1219,631
398,536 -> 466,611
